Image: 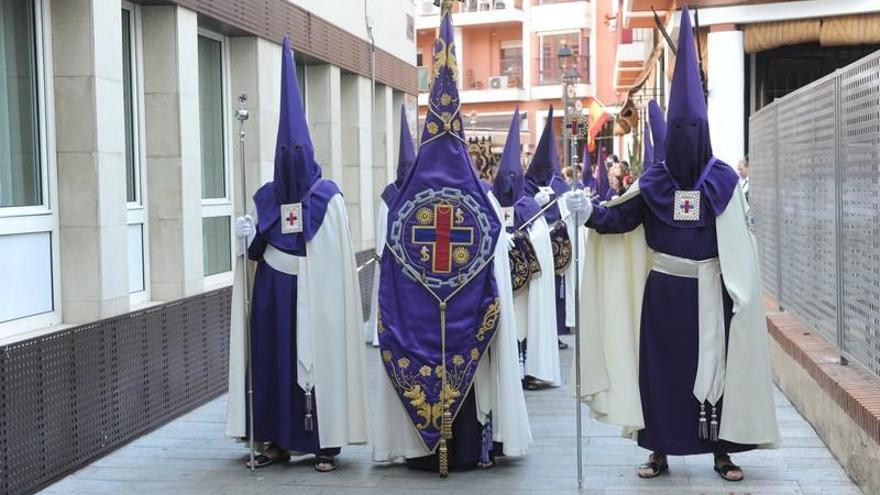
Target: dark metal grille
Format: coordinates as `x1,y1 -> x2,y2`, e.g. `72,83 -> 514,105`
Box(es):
0,288 -> 232,495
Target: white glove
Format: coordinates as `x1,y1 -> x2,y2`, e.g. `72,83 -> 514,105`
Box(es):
534,190 -> 551,206
234,215 -> 256,239
564,190 -> 593,225
506,231 -> 516,250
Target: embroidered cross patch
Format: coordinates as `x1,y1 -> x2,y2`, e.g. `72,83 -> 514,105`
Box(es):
673,190 -> 701,222
280,203 -> 303,234
538,186 -> 555,196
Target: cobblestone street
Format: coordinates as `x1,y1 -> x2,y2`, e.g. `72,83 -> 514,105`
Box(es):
40,337 -> 863,495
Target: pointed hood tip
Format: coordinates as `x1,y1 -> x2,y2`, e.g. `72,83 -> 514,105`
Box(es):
419,8 -> 465,145
493,108 -> 523,206
395,105 -> 416,186
525,106 -> 560,186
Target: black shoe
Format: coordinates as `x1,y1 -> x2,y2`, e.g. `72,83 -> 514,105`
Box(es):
558,339 -> 569,350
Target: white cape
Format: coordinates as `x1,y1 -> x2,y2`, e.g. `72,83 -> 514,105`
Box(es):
372,191 -> 532,461
226,194 -> 370,448
574,180 -> 780,447
514,216 -> 561,385
365,198 -> 389,346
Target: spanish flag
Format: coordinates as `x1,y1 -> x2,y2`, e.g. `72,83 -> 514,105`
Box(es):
586,99 -> 610,153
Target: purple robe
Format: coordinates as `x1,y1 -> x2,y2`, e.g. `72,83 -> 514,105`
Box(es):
248,180 -> 340,456
586,158 -> 752,455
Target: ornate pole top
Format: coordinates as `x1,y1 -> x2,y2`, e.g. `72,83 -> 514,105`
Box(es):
440,0 -> 455,16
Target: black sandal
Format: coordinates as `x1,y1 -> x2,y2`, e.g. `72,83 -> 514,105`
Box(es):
246,449 -> 290,469
315,455 -> 338,473
637,456 -> 669,479
714,455 -> 744,482
522,377 -> 543,391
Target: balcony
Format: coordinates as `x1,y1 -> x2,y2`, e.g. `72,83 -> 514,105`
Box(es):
418,59 -> 527,104
613,28 -> 653,91
533,55 -> 590,86
416,0 -> 525,29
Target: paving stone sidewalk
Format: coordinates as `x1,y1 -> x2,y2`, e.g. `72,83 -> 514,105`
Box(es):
42,336 -> 863,495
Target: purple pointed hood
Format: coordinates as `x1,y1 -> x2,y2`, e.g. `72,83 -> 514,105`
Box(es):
581,142 -> 595,190
492,108 -> 524,207
395,105 -> 416,187
637,7 -> 738,227
648,99 -> 666,164
273,37 -> 321,204
525,106 -> 561,187
595,145 -> 609,199
664,6 -> 711,188
253,37 -> 336,251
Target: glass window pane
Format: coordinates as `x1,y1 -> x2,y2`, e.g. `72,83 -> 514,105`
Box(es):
122,8 -> 137,203
0,0 -> 41,208
0,232 -> 53,323
198,36 -> 225,199
202,216 -> 231,276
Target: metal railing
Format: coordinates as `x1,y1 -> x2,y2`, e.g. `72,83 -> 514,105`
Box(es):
749,49 -> 880,378
534,54 -> 590,85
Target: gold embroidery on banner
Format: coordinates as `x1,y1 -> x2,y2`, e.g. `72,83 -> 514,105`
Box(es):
446,42 -> 459,82
427,121 -> 439,135
440,93 -> 453,106
476,298 -> 500,342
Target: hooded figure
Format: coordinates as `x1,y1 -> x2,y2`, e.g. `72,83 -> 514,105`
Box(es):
366,106 -> 417,346
570,5 -> 779,482
581,145 -> 596,192
494,109 -> 561,389
524,106 -> 568,224
373,9 -> 530,473
227,37 -> 369,471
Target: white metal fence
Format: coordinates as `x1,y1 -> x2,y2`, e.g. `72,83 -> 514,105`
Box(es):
749,49 -> 880,378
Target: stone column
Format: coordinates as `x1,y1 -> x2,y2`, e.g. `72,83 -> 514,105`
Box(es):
305,64 -> 342,182
340,74 -> 374,250
373,84 -> 394,199
141,5 -> 203,300
52,0 -> 129,322
228,37 -> 282,215
707,26 -> 745,166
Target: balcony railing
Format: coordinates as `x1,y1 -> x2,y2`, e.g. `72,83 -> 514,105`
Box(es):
419,61 -> 524,92
534,55 -> 590,86
419,0 -> 522,15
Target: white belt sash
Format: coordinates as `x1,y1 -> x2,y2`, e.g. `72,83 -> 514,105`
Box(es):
651,252 -> 726,408
263,243 -> 301,275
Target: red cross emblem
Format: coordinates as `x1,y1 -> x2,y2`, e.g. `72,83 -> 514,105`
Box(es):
412,204 -> 474,273
286,210 -> 298,226
680,199 -> 692,214
280,203 -> 303,234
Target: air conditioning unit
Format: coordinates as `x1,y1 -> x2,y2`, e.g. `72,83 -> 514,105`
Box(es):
489,75 -> 509,89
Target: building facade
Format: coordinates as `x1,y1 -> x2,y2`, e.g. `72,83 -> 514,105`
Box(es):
415,0 -> 605,163
0,0 -> 417,343
614,0 -> 880,167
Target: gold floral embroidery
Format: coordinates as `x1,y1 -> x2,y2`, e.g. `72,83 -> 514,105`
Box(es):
476,298 -> 500,341
440,93 -> 453,106
382,350 -> 392,362
452,354 -> 464,366
470,348 -> 480,360
420,365 -> 432,377
452,119 -> 461,132
398,357 -> 410,369
427,122 -> 439,135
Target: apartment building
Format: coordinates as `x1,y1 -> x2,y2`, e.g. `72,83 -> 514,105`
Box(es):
614,0 -> 880,166
0,0 -> 416,342
415,0 -> 601,160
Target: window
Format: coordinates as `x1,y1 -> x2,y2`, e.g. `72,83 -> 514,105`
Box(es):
198,32 -> 233,281
0,0 -> 41,208
122,3 -> 149,300
537,31 -> 590,85
0,0 -> 58,330
499,40 -> 522,88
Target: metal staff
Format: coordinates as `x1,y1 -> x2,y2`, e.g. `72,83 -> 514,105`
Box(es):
234,93 -> 256,472
562,100 -> 586,488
